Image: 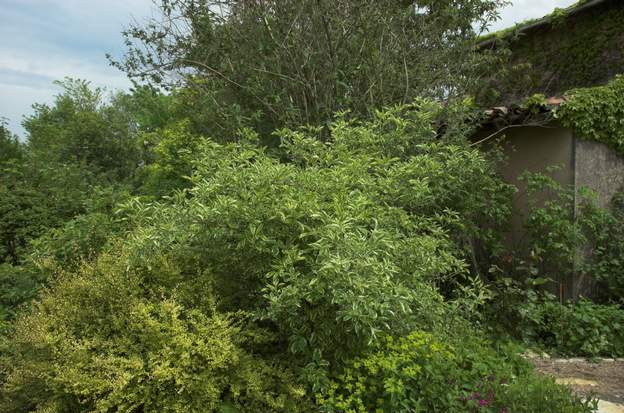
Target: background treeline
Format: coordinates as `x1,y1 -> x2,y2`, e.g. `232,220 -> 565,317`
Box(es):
0,0 -> 622,411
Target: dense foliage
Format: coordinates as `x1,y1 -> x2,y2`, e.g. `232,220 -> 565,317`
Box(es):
24,79 -> 141,180
0,160 -> 94,265
2,1 -> 624,411
486,170 -> 624,357
0,121 -> 22,164
519,294 -> 624,357
2,257 -> 311,412
321,332 -> 595,412
113,0 -> 507,138
0,80 -> 141,327
0,100 -> 599,411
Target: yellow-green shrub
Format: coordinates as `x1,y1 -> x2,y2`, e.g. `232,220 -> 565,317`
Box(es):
0,253 -> 310,412
319,331 -> 596,413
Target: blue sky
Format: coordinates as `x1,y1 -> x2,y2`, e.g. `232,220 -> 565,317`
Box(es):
0,0 -> 577,138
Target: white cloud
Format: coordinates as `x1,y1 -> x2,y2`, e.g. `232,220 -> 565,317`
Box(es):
0,53 -> 131,90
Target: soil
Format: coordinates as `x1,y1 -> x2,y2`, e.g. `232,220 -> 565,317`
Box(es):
532,358 -> 624,405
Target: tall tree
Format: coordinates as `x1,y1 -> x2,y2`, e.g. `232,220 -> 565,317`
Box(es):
112,0 -> 507,138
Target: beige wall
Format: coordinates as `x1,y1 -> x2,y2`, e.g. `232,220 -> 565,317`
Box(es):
476,124 -> 575,299
495,125 -> 575,246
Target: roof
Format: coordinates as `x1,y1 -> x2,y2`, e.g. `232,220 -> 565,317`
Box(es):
471,97 -> 564,146
480,97 -> 564,129
479,0 -> 613,48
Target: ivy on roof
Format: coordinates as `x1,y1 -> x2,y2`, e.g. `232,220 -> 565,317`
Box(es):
478,0 -> 624,106
555,75 -> 624,156
478,0 -> 602,45
513,76 -> 624,156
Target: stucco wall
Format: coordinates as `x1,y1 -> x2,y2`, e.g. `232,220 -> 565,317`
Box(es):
574,138 -> 624,209
475,124 -> 576,299
475,124 -> 624,299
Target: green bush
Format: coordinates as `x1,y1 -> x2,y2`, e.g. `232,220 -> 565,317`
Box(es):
0,104 -> 589,410
0,263 -> 44,323
137,121 -> 206,197
519,294 -> 624,357
487,273 -> 624,357
516,170 -> 594,283
591,190 -> 624,303
515,170 -> 624,305
0,253 -> 311,413
28,213 -> 116,271
319,331 -> 596,413
0,185 -> 130,323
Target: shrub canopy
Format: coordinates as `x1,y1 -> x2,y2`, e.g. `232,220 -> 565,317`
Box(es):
1,102 -> 517,411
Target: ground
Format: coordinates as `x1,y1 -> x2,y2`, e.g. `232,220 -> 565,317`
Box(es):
532,357 -> 624,412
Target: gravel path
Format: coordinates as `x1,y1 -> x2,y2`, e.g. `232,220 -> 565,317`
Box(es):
531,357 -> 624,413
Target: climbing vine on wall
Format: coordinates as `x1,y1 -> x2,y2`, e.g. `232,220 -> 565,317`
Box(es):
480,1 -> 624,105
555,75 -> 624,156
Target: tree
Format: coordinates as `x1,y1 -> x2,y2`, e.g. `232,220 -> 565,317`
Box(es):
24,79 -> 140,181
0,83 -> 144,320
112,85 -> 177,133
0,121 -> 22,164
0,159 -> 93,265
113,0 -> 507,139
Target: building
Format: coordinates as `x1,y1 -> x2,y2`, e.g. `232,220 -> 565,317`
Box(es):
473,0 -> 624,299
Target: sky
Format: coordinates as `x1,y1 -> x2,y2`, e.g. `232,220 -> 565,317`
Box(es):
0,0 -> 578,139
